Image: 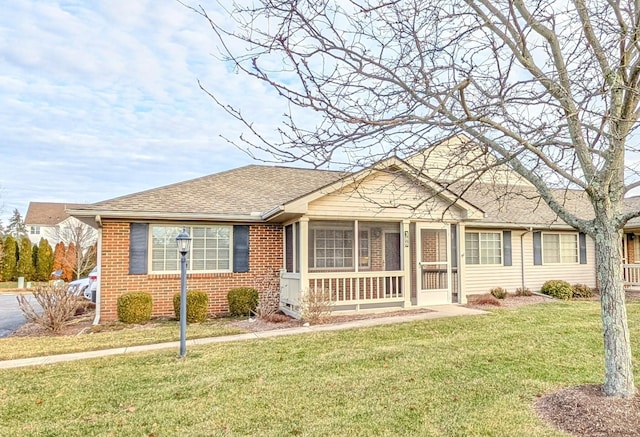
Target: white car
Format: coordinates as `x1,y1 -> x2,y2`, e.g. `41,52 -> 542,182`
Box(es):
68,267 -> 98,301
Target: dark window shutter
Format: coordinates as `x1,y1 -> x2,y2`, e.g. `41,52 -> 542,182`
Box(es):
129,223 -> 148,275
503,231 -> 512,266
233,225 -> 250,273
579,232 -> 587,264
533,231 -> 542,265
450,224 -> 458,268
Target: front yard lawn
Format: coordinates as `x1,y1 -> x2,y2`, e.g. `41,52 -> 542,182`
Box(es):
0,319 -> 246,360
1,301 -> 637,436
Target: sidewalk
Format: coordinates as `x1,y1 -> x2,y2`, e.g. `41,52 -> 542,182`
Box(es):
0,305 -> 487,370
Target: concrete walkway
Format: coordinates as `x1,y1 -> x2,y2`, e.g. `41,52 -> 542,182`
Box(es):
0,305 -> 487,370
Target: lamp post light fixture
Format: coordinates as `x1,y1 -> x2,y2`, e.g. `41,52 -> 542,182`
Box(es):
176,227 -> 191,358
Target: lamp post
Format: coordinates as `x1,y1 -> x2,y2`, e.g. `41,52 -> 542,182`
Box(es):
176,227 -> 191,358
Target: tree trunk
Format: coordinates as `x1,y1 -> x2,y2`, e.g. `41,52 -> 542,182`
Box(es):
594,222 -> 635,397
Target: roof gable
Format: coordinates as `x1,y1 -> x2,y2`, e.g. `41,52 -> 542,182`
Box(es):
276,156 -> 484,220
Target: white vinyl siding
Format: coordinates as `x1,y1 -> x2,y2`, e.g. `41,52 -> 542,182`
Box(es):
543,233 -> 578,264
463,231 -> 596,296
306,172 -> 467,221
465,232 -> 502,265
150,225 -> 232,273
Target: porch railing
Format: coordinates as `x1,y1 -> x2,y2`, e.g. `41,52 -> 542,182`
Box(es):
308,271 -> 405,305
623,264 -> 640,287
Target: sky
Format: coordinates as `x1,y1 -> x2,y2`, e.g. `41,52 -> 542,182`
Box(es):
0,1 -> 299,223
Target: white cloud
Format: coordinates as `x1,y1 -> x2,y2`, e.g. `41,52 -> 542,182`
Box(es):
0,1 -> 298,220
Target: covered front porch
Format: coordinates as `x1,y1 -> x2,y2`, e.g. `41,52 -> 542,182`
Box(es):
623,232 -> 640,289
279,219 -> 462,318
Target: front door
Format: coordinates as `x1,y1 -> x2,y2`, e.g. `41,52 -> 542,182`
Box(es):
416,224 -> 451,305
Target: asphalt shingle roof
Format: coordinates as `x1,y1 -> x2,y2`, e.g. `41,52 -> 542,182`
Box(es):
75,165 -> 344,217
25,202 -> 87,226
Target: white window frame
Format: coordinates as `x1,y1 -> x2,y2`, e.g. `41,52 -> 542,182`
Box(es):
465,231 -> 502,265
149,224 -> 233,274
542,232 -> 579,265
310,225 -> 355,270
358,229 -> 370,268
30,226 -> 40,235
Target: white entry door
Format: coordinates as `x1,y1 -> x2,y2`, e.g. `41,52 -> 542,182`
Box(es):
416,224 -> 451,305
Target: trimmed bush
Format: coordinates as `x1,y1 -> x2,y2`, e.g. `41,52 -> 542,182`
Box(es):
540,280 -> 573,300
515,287 -> 532,297
173,290 -> 209,323
117,292 -> 152,324
227,287 -> 259,316
572,283 -> 595,299
490,287 -> 508,299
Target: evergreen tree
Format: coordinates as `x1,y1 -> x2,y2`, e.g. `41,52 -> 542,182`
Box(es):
16,237 -> 34,281
36,238 -> 54,282
0,218 -> 5,237
52,242 -> 66,278
6,209 -> 26,238
2,236 -> 18,281
31,243 -> 39,279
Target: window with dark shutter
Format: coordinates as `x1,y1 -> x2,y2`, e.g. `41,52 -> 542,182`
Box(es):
579,232 -> 587,264
533,231 -> 542,265
233,225 -> 250,273
129,223 -> 148,275
503,231 -> 512,266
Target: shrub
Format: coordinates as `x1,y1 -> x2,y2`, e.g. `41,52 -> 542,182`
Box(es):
469,294 -> 501,306
117,292 -> 152,324
490,287 -> 508,299
515,287 -> 532,297
540,280 -> 573,300
252,271 -> 280,320
572,283 -> 595,299
16,284 -> 83,333
299,287 -> 334,324
173,290 -> 209,323
227,287 -> 259,316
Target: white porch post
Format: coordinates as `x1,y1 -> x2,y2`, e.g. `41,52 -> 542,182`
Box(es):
403,220 -> 412,308
299,217 -> 309,307
458,223 -> 467,304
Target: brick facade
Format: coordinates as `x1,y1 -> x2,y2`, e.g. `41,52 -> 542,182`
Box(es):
99,221 -> 283,321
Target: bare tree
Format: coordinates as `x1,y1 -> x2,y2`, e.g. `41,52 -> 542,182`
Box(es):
56,220 -> 97,280
189,1 -> 640,397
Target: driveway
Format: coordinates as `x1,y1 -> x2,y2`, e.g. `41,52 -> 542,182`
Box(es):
0,294 -> 34,338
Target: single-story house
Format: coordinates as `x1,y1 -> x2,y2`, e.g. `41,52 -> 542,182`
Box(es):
68,136 -> 640,322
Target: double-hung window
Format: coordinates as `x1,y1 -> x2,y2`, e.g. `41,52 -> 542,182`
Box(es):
465,232 -> 502,265
542,233 -> 578,264
150,225 -> 232,273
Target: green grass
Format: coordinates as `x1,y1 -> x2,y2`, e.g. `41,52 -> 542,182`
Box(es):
1,301 -> 637,436
0,320 -> 247,360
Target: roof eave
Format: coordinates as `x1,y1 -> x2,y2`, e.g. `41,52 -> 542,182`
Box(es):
67,209 -> 265,223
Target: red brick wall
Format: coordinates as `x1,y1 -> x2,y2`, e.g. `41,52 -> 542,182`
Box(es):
99,221 -> 283,321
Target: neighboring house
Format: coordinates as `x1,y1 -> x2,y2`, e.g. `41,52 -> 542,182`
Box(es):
24,202 -> 91,245
68,136 -> 635,322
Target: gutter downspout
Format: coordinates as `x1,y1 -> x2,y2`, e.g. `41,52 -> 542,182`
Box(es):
521,227 -> 532,291
92,215 -> 102,325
